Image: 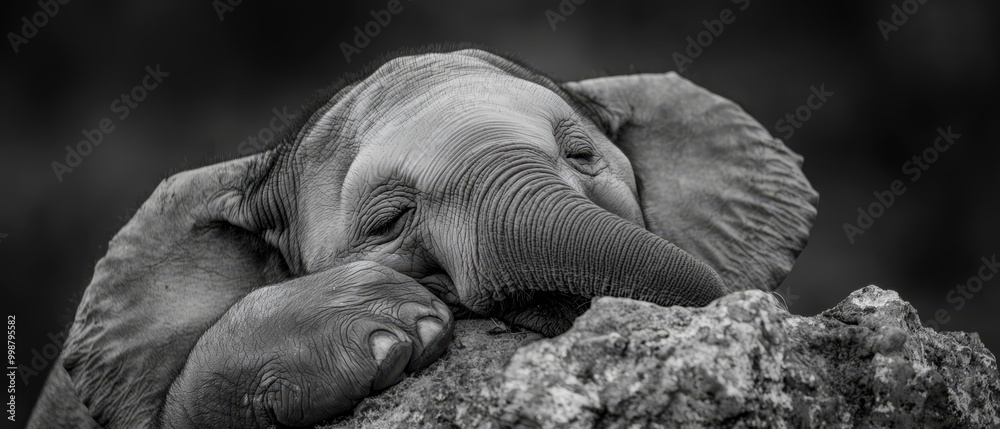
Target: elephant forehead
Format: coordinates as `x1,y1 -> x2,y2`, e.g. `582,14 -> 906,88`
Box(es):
362,75 -> 567,155
337,55 -> 584,190
304,52 -> 573,153
343,78 -> 567,198
360,50 -> 567,117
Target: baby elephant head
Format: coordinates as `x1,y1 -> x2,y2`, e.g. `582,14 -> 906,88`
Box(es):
254,48 -> 818,329
51,48 -> 817,429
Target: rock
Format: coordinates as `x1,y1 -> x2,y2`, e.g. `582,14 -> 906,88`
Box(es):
321,286 -> 1000,428
321,318 -> 543,429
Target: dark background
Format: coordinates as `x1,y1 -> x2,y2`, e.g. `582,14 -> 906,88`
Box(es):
2,1 -> 998,425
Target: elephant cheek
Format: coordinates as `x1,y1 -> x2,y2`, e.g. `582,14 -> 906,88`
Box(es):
585,175 -> 645,229
556,167 -> 644,228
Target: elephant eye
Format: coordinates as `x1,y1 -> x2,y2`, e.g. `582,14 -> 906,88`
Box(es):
353,185 -> 419,248
557,119 -> 602,171
565,148 -> 595,163
365,206 -> 413,238
563,142 -> 606,176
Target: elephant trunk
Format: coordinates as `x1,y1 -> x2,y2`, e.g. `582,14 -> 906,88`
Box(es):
479,168 -> 727,308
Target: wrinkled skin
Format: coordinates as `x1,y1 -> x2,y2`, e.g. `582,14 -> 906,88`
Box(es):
28,48 -> 817,428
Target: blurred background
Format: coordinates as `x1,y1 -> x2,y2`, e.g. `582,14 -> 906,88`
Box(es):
2,0 -> 998,423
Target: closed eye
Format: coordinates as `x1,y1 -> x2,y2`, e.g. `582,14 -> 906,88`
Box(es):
562,140 -> 606,176
366,206 -> 413,238
565,150 -> 595,162
557,119 -> 600,165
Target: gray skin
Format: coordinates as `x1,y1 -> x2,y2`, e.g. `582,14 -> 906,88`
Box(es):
28,49 -> 817,428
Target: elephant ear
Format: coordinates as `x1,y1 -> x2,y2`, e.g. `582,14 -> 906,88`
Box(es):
564,73 -> 818,292
56,154 -> 289,428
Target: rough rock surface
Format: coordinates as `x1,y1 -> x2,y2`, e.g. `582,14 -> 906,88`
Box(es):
321,319 -> 544,429
322,286 -> 999,428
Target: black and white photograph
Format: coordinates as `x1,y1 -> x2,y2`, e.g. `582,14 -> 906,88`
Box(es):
2,1 -> 998,427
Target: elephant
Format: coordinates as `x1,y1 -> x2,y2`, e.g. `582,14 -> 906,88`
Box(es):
28,47 -> 818,428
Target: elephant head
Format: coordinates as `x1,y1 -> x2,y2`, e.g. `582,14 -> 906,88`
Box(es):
37,48 -> 817,428
252,49 -> 816,318
268,51 -> 732,317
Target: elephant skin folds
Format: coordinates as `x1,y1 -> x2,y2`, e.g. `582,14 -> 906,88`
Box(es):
322,286 -> 999,428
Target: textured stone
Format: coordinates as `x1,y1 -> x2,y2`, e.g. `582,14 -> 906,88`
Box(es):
321,318 -> 543,429
322,286 -> 1000,428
